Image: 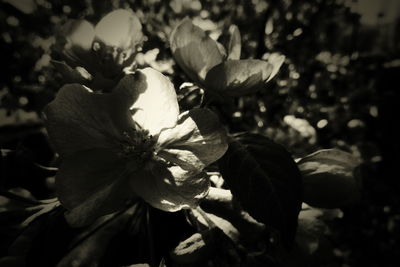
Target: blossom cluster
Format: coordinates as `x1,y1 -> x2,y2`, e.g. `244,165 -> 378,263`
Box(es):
46,9 -> 284,227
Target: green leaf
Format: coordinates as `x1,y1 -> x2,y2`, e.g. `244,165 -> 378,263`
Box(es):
297,149 -> 362,208
218,133 -> 303,248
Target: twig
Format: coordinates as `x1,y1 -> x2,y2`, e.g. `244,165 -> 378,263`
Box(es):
195,206 -> 216,228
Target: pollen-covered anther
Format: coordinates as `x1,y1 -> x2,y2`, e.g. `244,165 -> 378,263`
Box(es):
92,42 -> 101,52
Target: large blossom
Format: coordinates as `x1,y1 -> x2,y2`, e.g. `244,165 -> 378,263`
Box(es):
52,9 -> 143,89
44,68 -> 228,227
170,18 -> 284,97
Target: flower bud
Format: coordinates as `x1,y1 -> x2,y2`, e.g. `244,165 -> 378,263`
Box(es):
170,18 -> 284,97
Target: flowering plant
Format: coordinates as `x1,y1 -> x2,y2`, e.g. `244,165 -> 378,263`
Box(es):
1,5 -> 365,267
170,18 -> 285,97
51,9 -> 143,91
44,67 -> 227,227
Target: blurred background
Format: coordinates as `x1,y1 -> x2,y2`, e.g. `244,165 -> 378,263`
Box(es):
0,0 -> 399,266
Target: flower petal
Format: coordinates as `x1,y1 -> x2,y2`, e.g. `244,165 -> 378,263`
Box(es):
95,9 -> 143,50
129,160 -> 209,212
156,108 -> 228,172
227,25 -> 241,60
44,79 -> 138,156
127,68 -> 179,136
204,58 -> 284,97
170,18 -> 224,84
264,53 -> 285,82
55,19 -> 95,69
56,149 -> 132,227
93,9 -> 143,77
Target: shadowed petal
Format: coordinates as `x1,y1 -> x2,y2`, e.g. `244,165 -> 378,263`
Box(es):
55,19 -> 95,69
129,160 -> 209,211
156,108 -> 228,172
126,68 -> 179,136
204,58 -> 284,97
44,79 -> 138,157
56,149 -> 132,227
170,18 -> 224,84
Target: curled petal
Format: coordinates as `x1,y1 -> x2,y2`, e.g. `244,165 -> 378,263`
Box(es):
44,80 -> 137,156
204,58 -> 284,97
126,68 -> 179,136
129,160 -> 209,211
157,108 -> 228,172
264,53 -> 285,82
55,149 -> 132,227
170,18 -> 224,84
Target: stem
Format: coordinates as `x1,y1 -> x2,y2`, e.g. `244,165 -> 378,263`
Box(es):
206,187 -> 233,203
195,206 -> 216,228
146,205 -> 157,267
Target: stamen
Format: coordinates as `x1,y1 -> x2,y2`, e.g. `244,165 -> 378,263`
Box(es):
92,42 -> 101,52
119,129 -> 156,161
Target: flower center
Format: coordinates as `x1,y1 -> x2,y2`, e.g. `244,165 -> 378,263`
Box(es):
119,129 -> 156,166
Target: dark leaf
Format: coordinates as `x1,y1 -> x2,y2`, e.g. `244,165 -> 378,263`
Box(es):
25,206 -> 77,267
200,188 -> 267,250
297,149 -> 362,208
56,204 -> 141,267
99,204 -> 193,267
218,133 -> 302,248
